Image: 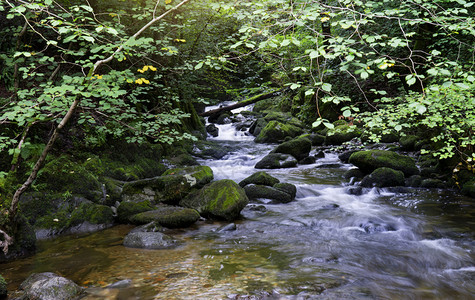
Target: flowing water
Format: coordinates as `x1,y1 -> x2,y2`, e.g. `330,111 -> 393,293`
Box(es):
2,107 -> 475,299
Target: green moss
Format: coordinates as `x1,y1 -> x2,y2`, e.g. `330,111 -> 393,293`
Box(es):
325,125 -> 362,145
0,274 -> 7,298
117,200 -> 155,223
349,150 -> 419,176
255,120 -> 304,143
360,167 -> 405,187
129,205 -> 200,228
163,166 -> 214,188
272,136 -> 312,160
180,179 -> 249,221
239,171 -> 280,187
69,202 -> 114,226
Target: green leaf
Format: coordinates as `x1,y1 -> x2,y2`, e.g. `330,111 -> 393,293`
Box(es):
323,122 -> 334,129
195,62 -> 203,70
281,39 -> 290,47
342,110 -> 351,118
309,50 -> 318,59
394,124 -> 402,131
322,83 -> 332,92
290,83 -> 301,90
312,119 -> 322,128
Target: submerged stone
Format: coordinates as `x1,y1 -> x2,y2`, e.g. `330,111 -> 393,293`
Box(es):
123,232 -> 180,249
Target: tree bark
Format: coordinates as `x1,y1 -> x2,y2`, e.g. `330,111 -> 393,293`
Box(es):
199,89 -> 285,117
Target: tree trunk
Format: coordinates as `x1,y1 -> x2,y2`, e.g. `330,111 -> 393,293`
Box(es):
199,89 -> 285,118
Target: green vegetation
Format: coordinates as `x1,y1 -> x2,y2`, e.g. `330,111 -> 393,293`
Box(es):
0,0 -> 474,252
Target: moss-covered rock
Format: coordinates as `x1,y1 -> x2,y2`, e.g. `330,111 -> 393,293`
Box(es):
162,165 -> 214,189
129,205 -> 200,228
308,134 -> 325,146
179,179 -> 249,221
421,179 -> 447,189
272,136 -> 312,160
249,118 -> 268,136
20,272 -> 84,300
121,167 -> 213,205
244,184 -> 293,203
343,168 -> 365,180
349,150 -> 419,176
360,167 -> 405,188
255,121 -> 304,144
239,171 -> 280,188
68,202 -> 114,227
35,155 -> 103,202
461,180 -> 475,198
117,200 -> 155,224
255,153 -> 298,169
399,135 -> 419,151
273,183 -> 297,200
325,125 -> 362,145
0,275 -> 6,299
0,215 -> 36,262
405,175 -> 422,187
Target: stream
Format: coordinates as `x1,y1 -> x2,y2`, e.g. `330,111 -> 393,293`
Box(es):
2,106 -> 475,299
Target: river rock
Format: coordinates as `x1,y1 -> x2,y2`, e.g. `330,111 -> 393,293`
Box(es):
123,232 -> 180,249
325,125 -> 362,145
239,171 -> 280,187
399,135 -> 419,151
129,205 -> 200,228
299,156 -> 316,165
308,133 -> 325,146
343,168 -> 365,180
19,272 -> 84,300
360,167 -> 405,188
0,275 -> 6,299
338,150 -> 358,163
273,183 -> 297,199
272,136 -> 312,160
405,175 -> 422,187
206,124 -> 219,137
180,179 -> 249,221
420,179 -> 447,189
121,166 -> 213,205
349,150 -> 419,176
255,153 -> 297,169
244,184 -> 295,203
116,200 -> 155,223
255,120 -> 304,143
462,180 -> 475,198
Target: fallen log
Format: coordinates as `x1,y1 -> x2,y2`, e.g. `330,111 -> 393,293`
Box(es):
200,88 -> 286,117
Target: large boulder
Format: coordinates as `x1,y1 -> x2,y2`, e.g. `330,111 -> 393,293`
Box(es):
129,205 -> 200,228
121,166 -> 213,205
399,135 -> 419,151
255,153 -> 298,169
360,167 -> 405,188
272,136 -> 312,160
123,232 -> 180,249
273,183 -> 297,199
180,179 -> 249,221
255,121 -> 304,144
349,150 -> 419,176
19,272 -> 84,300
239,171 -> 280,188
